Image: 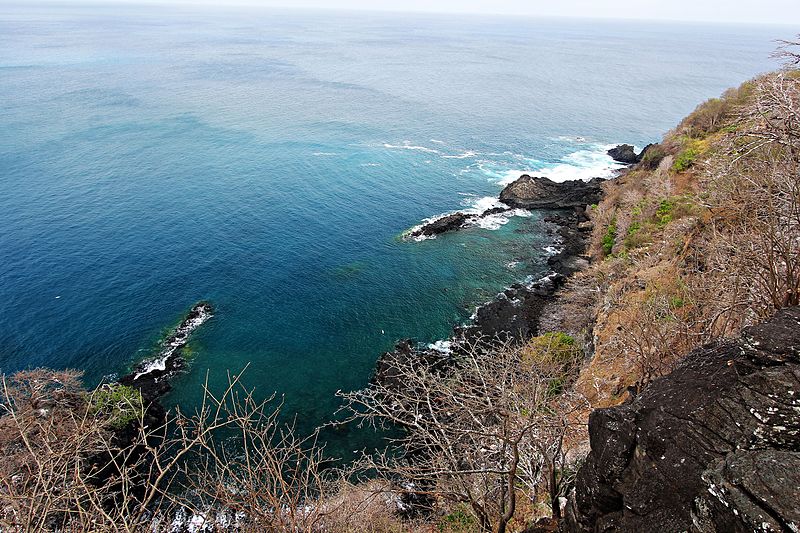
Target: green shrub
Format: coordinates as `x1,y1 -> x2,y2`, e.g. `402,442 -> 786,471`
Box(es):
672,146 -> 698,172
656,199 -> 675,227
90,384 -> 143,429
522,332 -> 582,399
525,332 -> 580,364
439,507 -> 476,532
624,220 -> 651,250
602,217 -> 617,256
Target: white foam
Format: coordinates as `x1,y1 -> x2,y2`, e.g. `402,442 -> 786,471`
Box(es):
538,147 -> 625,183
461,195 -> 506,214
360,162 -> 381,167
428,340 -> 452,354
469,208 -> 531,230
442,150 -> 477,159
430,139 -> 446,144
383,142 -> 440,154
478,143 -> 625,185
544,245 -> 563,255
496,170 -> 530,186
312,152 -> 337,156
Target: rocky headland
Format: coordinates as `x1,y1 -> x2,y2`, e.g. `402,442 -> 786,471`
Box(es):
606,143 -> 654,164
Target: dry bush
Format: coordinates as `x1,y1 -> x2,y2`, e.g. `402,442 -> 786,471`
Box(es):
773,35 -> 800,67
337,336 -> 586,533
0,367 -> 362,532
697,69 -> 800,324
604,275 -> 696,389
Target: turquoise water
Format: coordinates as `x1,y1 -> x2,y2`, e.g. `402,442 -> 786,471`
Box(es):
0,3 -> 788,453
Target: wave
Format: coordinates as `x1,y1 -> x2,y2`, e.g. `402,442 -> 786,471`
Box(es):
428,340 -> 452,353
382,142 -> 440,154
312,152 -> 338,156
441,150 -> 478,159
481,143 -> 625,185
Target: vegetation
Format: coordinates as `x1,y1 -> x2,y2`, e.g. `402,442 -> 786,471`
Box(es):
337,335 -> 585,533
601,216 -> 616,256
89,383 -> 143,429
2,38 -> 799,533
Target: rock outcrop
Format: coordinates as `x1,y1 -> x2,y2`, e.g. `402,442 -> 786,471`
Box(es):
566,306 -> 800,533
119,301 -> 213,402
406,207 -> 512,239
499,175 -> 605,210
407,212 -> 473,238
607,144 -> 640,164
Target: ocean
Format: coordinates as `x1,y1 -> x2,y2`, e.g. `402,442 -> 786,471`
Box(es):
0,3 -> 788,454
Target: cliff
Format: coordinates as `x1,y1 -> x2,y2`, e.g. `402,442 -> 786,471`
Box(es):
547,68 -> 800,532
566,306 -> 800,532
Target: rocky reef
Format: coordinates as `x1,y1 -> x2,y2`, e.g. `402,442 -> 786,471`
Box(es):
566,306 -> 800,533
119,301 -> 213,402
407,174 -> 604,239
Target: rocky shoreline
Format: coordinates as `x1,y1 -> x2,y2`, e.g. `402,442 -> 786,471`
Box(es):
379,173 -> 606,385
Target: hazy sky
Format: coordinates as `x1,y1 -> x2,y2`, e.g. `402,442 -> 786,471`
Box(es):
60,0 -> 800,25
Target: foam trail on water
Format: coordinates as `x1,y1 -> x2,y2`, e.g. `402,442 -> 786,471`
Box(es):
382,142 -> 440,154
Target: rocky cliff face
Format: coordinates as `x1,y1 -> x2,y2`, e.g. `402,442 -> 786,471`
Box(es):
566,306 -> 800,533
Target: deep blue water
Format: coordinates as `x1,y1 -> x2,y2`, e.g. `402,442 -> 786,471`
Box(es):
0,3 -> 789,452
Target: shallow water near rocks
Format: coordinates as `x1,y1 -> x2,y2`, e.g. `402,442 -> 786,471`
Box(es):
0,3 -> 787,457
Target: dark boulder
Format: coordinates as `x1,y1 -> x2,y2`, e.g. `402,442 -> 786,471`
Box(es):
566,306 -> 800,532
499,175 -> 605,210
456,273 -> 566,344
607,144 -> 640,164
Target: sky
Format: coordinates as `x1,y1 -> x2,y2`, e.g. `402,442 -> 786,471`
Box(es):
47,0 -> 800,25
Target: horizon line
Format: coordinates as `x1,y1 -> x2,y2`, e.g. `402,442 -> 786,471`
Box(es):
8,0 -> 800,28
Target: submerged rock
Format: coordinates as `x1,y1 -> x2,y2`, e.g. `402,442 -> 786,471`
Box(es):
499,175 -> 605,210
566,306 -> 800,533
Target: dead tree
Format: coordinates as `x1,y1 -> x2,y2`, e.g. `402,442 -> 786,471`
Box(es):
337,336 -> 584,533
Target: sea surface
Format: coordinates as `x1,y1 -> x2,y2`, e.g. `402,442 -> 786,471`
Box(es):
0,3 -> 788,454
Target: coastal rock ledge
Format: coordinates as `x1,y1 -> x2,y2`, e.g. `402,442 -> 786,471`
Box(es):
498,175 -> 605,210
566,306 -> 800,533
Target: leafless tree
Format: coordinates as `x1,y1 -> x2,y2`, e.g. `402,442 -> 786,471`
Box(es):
0,367 -> 349,532
773,35 -> 800,67
700,69 -> 800,321
336,336 -> 585,533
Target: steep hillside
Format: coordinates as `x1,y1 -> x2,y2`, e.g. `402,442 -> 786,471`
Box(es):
542,68 -> 800,414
